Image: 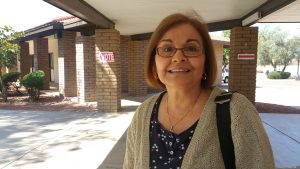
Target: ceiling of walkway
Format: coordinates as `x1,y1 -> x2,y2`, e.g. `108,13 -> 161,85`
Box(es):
44,0 -> 299,36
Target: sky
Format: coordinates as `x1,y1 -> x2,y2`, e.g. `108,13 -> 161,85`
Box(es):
210,23 -> 300,38
1,0 -> 300,37
0,0 -> 70,31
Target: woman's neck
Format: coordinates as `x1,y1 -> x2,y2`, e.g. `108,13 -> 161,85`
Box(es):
165,87 -> 203,116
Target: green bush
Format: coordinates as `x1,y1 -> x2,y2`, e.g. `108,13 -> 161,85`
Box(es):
21,70 -> 45,101
2,72 -> 20,86
280,72 -> 291,79
267,71 -> 291,79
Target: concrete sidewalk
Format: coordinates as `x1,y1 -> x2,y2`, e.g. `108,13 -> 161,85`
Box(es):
2,108 -> 300,169
0,95 -> 140,169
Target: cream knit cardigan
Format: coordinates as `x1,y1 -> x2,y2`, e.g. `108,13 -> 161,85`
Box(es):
123,87 -> 275,169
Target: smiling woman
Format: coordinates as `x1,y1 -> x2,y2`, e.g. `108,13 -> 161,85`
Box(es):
123,12 -> 275,169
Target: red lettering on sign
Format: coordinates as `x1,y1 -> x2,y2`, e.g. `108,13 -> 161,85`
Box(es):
237,54 -> 255,60
99,52 -> 115,63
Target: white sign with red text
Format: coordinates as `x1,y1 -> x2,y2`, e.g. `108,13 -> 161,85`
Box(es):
99,52 -> 115,63
237,54 -> 255,60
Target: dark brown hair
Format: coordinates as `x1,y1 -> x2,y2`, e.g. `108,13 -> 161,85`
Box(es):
145,13 -> 217,89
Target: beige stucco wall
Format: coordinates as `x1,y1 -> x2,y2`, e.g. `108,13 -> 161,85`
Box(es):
47,35 -> 59,83
28,41 -> 34,55
212,42 -> 224,86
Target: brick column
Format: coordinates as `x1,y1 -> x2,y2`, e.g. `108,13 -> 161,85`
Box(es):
76,36 -> 96,103
95,29 -> 121,112
19,41 -> 31,78
212,42 -> 224,85
34,38 -> 50,90
58,31 -> 77,97
229,27 -> 258,103
120,36 -> 130,93
128,40 -> 147,96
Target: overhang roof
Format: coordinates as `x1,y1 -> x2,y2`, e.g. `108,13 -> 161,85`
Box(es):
43,0 -> 299,36
258,0 -> 300,23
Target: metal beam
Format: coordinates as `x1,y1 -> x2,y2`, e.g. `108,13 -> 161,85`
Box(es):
207,19 -> 242,32
43,0 -> 115,29
242,0 -> 296,25
131,33 -> 152,41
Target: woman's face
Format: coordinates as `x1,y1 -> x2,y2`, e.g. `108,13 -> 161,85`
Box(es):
155,23 -> 206,89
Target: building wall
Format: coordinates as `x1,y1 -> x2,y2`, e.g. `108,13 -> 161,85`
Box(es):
120,36 -> 130,93
29,41 -> 34,55
95,29 -> 121,112
212,42 -> 224,85
229,27 -> 258,103
26,36 -> 62,84
47,35 -> 59,83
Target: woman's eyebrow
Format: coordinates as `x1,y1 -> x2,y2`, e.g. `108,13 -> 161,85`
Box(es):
158,39 -> 172,43
186,39 -> 201,44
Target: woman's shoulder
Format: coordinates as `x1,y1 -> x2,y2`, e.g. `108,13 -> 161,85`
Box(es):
212,87 -> 258,115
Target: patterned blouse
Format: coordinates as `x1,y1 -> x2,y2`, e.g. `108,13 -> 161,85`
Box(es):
149,92 -> 199,169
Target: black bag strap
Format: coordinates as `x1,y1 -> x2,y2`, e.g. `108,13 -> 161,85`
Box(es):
214,92 -> 236,169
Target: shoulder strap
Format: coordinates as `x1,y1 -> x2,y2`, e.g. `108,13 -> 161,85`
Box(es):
214,92 -> 236,169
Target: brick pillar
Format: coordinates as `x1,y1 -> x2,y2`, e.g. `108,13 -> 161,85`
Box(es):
95,29 -> 121,112
34,38 -> 50,90
76,36 -> 96,102
229,27 -> 258,103
120,36 -> 130,93
128,40 -> 147,96
58,31 -> 77,97
19,41 -> 31,78
212,42 -> 224,85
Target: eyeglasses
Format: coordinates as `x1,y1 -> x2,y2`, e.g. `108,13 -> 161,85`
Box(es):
156,46 -> 203,57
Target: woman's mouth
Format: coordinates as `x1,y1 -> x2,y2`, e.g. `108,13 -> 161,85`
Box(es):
167,68 -> 191,73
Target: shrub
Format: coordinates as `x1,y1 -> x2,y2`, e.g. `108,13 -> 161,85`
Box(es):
2,72 -> 20,86
267,71 -> 291,79
21,70 -> 45,101
279,72 -> 291,79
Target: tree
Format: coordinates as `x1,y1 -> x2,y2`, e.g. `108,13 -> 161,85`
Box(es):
283,36 -> 300,72
222,30 -> 230,70
258,26 -> 297,72
0,25 -> 23,101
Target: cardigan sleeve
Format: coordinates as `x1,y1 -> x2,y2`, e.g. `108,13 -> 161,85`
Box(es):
123,105 -> 141,169
230,93 -> 275,169
123,93 -> 160,169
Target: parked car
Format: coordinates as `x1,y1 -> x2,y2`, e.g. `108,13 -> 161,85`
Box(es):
222,69 -> 229,83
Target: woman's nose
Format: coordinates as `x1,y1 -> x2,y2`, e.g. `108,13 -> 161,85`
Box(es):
172,50 -> 187,62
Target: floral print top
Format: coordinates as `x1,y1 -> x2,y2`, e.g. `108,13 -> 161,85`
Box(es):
149,92 -> 198,169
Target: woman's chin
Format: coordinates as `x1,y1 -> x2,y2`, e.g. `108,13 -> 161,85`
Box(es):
164,80 -> 200,89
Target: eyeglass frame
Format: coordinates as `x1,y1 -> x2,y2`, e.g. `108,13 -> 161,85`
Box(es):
156,46 -> 203,57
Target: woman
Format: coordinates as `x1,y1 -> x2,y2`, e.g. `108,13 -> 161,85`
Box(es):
123,13 -> 275,169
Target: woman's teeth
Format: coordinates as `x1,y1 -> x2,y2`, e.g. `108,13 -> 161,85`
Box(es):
168,68 -> 190,73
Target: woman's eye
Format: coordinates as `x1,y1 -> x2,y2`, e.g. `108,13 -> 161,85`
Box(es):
185,46 -> 199,52
163,47 -> 174,52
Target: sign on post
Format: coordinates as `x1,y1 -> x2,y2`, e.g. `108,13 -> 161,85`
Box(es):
99,52 -> 114,63
237,54 -> 255,60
